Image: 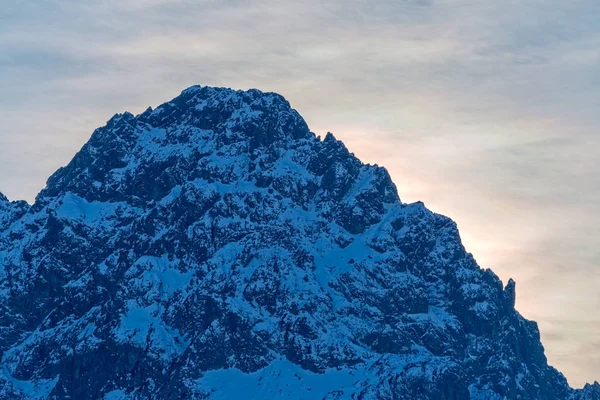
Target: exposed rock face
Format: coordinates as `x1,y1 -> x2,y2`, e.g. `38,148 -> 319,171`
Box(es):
0,86 -> 597,399
0,193 -> 28,232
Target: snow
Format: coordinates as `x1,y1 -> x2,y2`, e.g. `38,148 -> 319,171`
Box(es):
57,192 -> 138,229
114,303 -> 190,362
1,367 -> 58,400
104,390 -> 129,400
114,256 -> 192,361
129,255 -> 193,297
409,306 -> 460,330
193,358 -> 367,400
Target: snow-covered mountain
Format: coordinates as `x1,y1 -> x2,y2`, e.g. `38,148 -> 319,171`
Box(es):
0,86 -> 598,399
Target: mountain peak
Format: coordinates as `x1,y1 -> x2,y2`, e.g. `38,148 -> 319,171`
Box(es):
36,85 -> 312,205
0,85 -> 596,399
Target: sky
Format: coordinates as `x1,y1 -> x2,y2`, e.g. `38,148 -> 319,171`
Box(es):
1,0 -> 599,388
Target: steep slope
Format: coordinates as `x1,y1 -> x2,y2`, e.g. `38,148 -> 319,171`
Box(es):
0,86 -> 597,399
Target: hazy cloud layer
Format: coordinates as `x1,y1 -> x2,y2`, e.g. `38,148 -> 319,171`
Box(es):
1,0 -> 599,387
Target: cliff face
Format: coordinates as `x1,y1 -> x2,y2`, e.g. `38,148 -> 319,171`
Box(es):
0,86 -> 597,399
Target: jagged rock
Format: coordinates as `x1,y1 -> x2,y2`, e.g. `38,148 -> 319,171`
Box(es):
0,86 -> 596,399
504,278 -> 516,309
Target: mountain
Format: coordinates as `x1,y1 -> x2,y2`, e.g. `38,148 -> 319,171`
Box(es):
0,86 -> 598,399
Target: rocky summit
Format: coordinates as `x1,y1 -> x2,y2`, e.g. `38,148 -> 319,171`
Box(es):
0,86 -> 598,399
